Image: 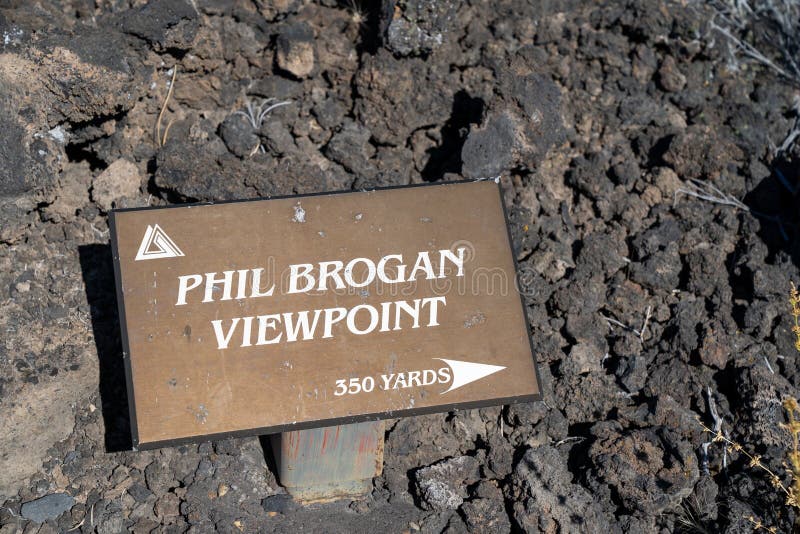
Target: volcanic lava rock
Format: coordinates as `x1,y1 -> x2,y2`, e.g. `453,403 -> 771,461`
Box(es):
220,114 -> 260,158
21,493 -> 75,523
461,47 -> 564,178
380,0 -> 457,56
354,49 -> 454,146
586,423 -> 699,515
413,455 -> 480,511
120,0 -> 199,51
276,22 -> 315,79
92,159 -> 141,211
510,445 -> 612,533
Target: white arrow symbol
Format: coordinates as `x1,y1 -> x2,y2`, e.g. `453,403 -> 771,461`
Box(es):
435,358 -> 506,394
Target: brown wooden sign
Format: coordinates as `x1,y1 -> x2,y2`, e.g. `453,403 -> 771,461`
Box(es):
110,181 -> 541,449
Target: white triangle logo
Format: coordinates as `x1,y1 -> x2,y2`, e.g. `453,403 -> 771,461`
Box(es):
435,358 -> 506,394
134,224 -> 185,261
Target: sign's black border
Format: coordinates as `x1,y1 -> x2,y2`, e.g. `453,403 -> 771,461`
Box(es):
109,179 -> 543,450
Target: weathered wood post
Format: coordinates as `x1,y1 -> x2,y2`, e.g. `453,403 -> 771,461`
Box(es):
271,421 -> 385,502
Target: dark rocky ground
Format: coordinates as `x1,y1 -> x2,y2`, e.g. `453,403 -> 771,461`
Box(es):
1,0 -> 800,532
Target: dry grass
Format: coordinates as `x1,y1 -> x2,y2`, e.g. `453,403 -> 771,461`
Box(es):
783,396 -> 800,510
790,282 -> 800,351
697,398 -> 799,530
231,98 -> 292,156
704,0 -> 800,85
695,283 -> 800,530
232,98 -> 292,130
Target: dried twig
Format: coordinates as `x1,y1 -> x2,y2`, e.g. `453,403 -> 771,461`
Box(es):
674,179 -> 792,241
704,0 -> 800,84
553,436 -> 586,446
639,305 -> 651,342
601,305 -> 652,342
710,17 -> 793,79
747,515 -> 778,533
674,179 -> 748,210
155,67 -> 178,147
701,386 -> 726,474
772,97 -> 800,160
697,416 -> 791,499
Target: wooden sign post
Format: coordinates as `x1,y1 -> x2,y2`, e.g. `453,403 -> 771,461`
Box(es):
110,180 -> 541,501
272,420 -> 385,502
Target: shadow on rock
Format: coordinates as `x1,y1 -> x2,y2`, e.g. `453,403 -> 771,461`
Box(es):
78,243 -> 132,452
258,435 -> 281,484
745,161 -> 800,267
421,90 -> 484,181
